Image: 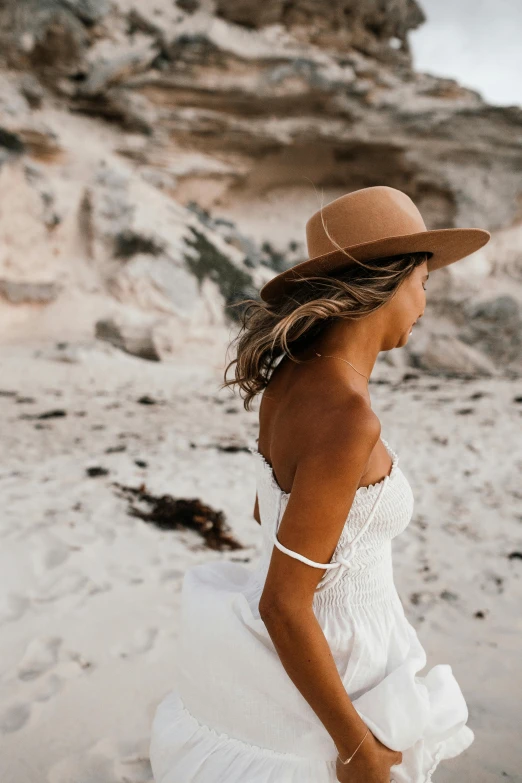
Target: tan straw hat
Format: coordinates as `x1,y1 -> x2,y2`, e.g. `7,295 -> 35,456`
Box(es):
259,185 -> 491,303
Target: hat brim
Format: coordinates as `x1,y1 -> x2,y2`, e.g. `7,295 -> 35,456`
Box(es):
259,227 -> 491,303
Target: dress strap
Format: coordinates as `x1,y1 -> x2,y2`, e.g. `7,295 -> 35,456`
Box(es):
272,534 -> 343,570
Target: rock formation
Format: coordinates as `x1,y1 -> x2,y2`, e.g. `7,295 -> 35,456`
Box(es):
0,0 -> 521,374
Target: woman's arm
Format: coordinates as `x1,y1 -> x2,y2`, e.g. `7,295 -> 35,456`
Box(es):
258,401 -> 381,761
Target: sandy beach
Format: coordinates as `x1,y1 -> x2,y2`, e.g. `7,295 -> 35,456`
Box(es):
0,338 -> 520,783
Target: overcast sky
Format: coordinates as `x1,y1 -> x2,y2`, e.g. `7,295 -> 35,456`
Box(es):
410,0 -> 522,107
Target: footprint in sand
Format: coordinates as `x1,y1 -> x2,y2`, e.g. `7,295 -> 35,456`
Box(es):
114,738 -> 154,783
31,571 -> 89,602
31,570 -> 111,603
111,627 -> 159,659
32,534 -> 71,572
0,703 -> 31,734
48,736 -> 153,783
108,563 -> 145,585
34,673 -> 63,702
17,636 -> 93,685
158,568 -> 184,584
0,592 -> 30,624
49,749 -> 120,783
18,636 -> 62,681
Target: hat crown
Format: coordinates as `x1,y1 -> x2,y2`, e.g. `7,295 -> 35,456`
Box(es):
305,186 -> 428,259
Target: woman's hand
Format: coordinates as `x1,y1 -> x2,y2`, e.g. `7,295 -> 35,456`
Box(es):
336,731 -> 403,782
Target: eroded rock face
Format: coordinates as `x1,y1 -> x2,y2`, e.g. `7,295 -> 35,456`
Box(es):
0,0 -> 520,376
214,0 -> 425,63
0,0 -> 91,73
409,334 -> 499,378
0,280 -> 61,304
95,314 -> 167,362
458,296 -> 522,372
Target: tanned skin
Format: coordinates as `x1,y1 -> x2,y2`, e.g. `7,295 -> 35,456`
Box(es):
252,262 -> 428,781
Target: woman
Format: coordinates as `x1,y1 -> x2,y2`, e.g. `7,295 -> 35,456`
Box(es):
149,186 -> 491,782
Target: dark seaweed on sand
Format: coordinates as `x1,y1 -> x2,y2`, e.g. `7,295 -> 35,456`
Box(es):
112,482 -> 244,551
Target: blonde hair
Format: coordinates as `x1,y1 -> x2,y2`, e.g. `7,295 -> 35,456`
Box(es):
221,197 -> 430,410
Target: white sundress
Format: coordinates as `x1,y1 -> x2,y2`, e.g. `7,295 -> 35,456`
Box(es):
149,437 -> 474,783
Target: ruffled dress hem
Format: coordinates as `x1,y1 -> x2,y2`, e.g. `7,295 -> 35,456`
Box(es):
150,690 -> 337,783
149,689 -> 473,783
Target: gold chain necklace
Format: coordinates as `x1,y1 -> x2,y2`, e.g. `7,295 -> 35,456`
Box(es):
313,349 -> 370,382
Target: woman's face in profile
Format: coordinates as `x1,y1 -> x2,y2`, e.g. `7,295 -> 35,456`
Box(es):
390,261 -> 428,347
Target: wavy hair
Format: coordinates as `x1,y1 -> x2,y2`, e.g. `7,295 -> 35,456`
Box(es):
221,201 -> 430,410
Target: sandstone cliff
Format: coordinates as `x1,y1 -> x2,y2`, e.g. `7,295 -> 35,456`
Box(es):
0,0 -> 521,374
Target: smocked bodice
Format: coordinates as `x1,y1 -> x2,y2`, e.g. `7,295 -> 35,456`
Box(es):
248,438 -> 415,607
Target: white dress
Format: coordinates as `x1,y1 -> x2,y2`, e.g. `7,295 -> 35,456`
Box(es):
149,437 -> 474,783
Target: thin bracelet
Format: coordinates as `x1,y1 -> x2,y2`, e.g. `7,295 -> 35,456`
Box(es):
337,727 -> 370,765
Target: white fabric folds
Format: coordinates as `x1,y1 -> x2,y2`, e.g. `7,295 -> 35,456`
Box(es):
150,438 -> 474,782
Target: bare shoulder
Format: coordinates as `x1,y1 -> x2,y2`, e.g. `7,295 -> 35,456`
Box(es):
304,390 -> 381,469
287,389 -> 382,515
